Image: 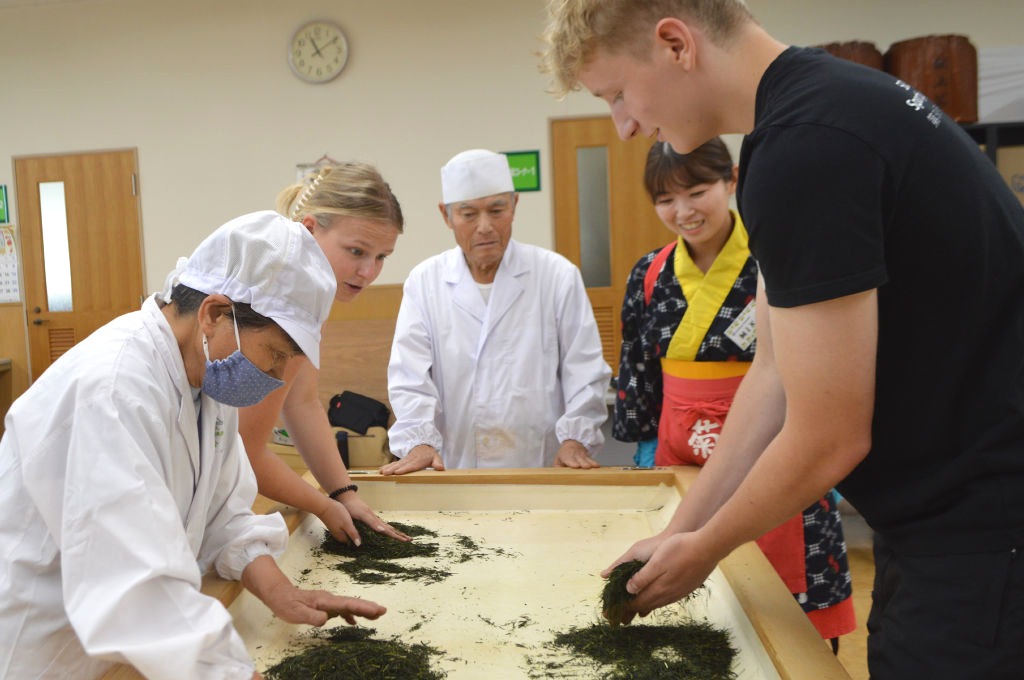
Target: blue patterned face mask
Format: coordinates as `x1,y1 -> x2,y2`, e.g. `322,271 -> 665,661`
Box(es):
201,310 -> 285,407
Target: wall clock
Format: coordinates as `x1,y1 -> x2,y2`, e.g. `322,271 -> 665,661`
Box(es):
288,20 -> 349,84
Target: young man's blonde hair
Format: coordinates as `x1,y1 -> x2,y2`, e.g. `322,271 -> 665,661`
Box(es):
541,0 -> 753,97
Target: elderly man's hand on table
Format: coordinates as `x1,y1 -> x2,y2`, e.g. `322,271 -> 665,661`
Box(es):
554,439 -> 600,468
379,444 -> 445,475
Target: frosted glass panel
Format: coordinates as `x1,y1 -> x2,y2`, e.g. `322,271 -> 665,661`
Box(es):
39,181 -> 73,312
576,147 -> 611,287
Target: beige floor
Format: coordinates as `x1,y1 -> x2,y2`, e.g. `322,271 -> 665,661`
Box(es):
836,505 -> 873,680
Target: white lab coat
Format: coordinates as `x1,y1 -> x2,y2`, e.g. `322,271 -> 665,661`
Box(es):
388,239 -> 611,468
0,296 -> 286,680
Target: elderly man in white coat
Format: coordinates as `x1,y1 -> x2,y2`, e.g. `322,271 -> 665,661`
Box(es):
382,149 -> 612,474
0,212 -> 385,680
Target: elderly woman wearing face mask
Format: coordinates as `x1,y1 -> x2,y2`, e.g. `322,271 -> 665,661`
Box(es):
0,211 -> 385,680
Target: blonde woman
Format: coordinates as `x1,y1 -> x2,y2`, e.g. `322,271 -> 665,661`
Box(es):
239,162 -> 409,545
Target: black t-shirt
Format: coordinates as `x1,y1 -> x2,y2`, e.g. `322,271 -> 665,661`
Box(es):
738,47 -> 1024,554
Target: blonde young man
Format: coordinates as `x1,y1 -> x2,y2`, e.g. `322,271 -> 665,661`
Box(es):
383,149 -> 611,474
542,2 -> 1024,678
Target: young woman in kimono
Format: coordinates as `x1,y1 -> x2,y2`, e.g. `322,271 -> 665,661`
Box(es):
613,138 -> 856,647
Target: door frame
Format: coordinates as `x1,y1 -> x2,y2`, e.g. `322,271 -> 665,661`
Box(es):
550,115 -> 670,373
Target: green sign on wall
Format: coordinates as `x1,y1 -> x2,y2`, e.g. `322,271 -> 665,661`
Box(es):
502,150 -> 541,192
0,185 -> 8,223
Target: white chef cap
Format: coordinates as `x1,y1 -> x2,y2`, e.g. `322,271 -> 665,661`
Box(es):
163,211 -> 336,368
440,149 -> 515,204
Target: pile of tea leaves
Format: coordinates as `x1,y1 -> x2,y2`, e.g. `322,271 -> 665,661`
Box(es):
532,559 -> 737,679
547,620 -> 737,680
320,520 -> 441,558
313,520 -> 512,585
262,625 -> 446,680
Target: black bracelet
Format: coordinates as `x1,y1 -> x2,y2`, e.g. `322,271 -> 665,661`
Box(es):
328,484 -> 358,500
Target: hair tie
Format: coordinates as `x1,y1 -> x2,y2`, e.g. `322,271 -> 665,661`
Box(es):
291,171 -> 326,219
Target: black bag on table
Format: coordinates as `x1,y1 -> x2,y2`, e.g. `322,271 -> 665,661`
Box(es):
327,391 -> 390,434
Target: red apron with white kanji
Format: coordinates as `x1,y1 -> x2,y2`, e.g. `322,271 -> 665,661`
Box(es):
656,358 -> 808,614
656,359 -> 747,466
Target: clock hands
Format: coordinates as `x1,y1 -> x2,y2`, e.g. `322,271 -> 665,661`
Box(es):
309,36 -> 324,58
306,34 -> 339,60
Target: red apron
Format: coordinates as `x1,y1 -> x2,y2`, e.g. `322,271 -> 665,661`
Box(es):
656,359 -> 748,466
656,357 -> 855,640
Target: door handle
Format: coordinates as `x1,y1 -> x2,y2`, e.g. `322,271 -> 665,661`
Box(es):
32,318 -> 49,325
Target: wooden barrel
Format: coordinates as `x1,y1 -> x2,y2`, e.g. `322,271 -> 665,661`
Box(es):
815,41 -> 884,70
883,34 -> 978,123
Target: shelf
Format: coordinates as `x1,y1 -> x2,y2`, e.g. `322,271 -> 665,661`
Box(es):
961,121 -> 1024,164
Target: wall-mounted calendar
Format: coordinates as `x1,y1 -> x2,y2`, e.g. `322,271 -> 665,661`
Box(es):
0,227 -> 21,304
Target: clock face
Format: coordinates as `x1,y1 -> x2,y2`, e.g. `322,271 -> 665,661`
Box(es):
289,20 -> 349,84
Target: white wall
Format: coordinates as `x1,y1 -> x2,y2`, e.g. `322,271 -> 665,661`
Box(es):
1,0 -> 1022,288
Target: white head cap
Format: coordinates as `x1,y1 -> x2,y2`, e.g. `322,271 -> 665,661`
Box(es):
165,210 -> 337,368
440,149 -> 515,204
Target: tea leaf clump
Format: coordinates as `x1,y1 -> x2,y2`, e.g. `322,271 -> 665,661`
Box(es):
568,559 -> 737,678
551,620 -> 737,680
313,520 -> 512,585
263,626 -> 446,680
601,560 -> 644,626
601,560 -> 708,626
315,521 -> 452,584
319,521 -> 439,560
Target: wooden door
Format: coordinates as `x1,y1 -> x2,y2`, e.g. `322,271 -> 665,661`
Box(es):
551,117 -> 669,373
15,150 -> 144,380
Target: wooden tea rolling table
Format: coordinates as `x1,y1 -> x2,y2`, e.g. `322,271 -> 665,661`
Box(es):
103,467 -> 850,680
